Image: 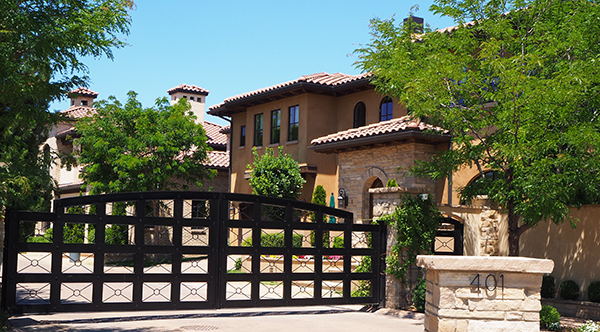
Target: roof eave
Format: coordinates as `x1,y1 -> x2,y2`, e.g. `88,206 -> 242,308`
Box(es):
309,130 -> 451,153
208,78 -> 372,117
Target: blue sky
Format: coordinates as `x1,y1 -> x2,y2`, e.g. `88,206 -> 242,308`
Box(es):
49,1 -> 456,126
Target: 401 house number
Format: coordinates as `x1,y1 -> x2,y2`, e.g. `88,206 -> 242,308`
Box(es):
470,273 -> 505,293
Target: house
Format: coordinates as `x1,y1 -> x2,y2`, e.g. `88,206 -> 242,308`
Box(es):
209,71 -> 600,304
45,85 -> 230,200
208,72 -> 424,203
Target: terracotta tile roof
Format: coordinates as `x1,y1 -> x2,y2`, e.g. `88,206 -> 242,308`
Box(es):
209,72 -> 372,112
310,116 -> 448,147
60,106 -> 97,119
219,125 -> 231,134
203,121 -> 228,148
205,150 -> 229,169
168,84 -> 209,95
69,87 -> 98,97
56,126 -> 77,138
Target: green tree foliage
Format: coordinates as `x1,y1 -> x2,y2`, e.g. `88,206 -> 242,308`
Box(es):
378,194 -> 441,280
0,0 -> 133,216
247,146 -> 305,199
74,92 -> 215,194
356,0 -> 600,255
311,185 -> 327,205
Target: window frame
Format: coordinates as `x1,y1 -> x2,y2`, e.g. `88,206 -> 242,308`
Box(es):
379,96 -> 393,122
353,102 -> 366,128
254,114 -> 263,146
240,125 -> 246,147
288,105 -> 299,141
270,109 -> 281,145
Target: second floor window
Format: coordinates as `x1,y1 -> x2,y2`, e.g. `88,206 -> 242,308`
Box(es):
240,125 -> 246,147
271,109 -> 281,144
288,105 -> 299,141
254,114 -> 263,146
353,102 -> 366,128
379,96 -> 393,121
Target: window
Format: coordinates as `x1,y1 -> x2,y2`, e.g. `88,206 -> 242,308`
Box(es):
254,114 -> 263,146
81,100 -> 88,106
190,96 -> 195,101
379,96 -> 393,121
353,102 -> 366,128
288,105 -> 299,141
240,125 -> 246,147
270,109 -> 281,144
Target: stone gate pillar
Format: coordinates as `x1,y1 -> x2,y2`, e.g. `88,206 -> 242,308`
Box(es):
416,255 -> 554,332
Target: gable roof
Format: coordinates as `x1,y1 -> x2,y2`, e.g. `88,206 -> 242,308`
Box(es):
208,72 -> 372,116
309,116 -> 450,153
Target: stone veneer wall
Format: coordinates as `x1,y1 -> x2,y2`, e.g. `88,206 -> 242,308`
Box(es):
337,142 -> 438,222
371,187 -> 429,308
417,256 -> 554,332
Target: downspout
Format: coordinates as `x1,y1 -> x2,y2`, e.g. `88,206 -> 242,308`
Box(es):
216,113 -> 232,193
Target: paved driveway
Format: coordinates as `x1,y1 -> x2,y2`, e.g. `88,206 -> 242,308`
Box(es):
9,306 -> 424,332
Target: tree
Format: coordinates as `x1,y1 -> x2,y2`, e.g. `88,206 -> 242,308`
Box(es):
74,91 -> 215,194
247,146 -> 305,199
0,0 -> 133,216
355,0 -> 600,255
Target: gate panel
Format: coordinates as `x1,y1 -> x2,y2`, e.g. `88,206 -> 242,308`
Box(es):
2,192 -> 383,314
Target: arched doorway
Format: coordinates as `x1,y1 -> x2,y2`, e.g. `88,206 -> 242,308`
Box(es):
433,217 -> 464,255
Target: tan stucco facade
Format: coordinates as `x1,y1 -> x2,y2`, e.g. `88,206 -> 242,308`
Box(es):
520,205 -> 600,301
228,88 -> 406,203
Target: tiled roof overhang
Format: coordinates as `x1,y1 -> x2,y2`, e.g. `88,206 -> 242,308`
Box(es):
309,129 -> 451,153
208,74 -> 373,117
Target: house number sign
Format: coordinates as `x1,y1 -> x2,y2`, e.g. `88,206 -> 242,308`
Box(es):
470,273 -> 504,293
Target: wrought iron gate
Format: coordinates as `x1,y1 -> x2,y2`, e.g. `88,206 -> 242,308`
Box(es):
2,192 -> 384,313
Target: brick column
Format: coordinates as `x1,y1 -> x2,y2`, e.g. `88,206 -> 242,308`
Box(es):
416,256 -> 554,332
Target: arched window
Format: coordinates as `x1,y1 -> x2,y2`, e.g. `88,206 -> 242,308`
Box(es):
379,96 -> 393,121
353,102 -> 366,128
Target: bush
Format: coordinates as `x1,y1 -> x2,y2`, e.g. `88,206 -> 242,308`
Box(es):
588,281 -> 600,303
542,275 -> 556,299
578,320 -> 600,332
560,280 -> 580,300
413,278 -> 427,313
540,305 -> 561,331
242,233 -> 302,248
386,179 -> 398,187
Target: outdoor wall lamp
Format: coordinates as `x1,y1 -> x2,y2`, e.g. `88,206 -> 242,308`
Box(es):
338,188 -> 348,208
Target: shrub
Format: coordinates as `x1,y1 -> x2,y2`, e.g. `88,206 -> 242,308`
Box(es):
588,281 -> 600,303
542,275 -> 556,299
560,280 -> 580,300
578,320 -> 600,332
386,179 -> 398,187
540,305 -> 561,331
242,233 -> 302,248
413,278 -> 427,313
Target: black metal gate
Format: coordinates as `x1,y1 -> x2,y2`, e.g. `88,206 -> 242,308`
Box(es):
2,192 -> 384,313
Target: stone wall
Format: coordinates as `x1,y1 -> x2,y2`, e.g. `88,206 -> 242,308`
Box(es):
417,256 -> 554,332
337,141 -> 439,222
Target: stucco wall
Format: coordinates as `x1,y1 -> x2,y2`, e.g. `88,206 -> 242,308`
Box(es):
228,89 -> 406,202
520,205 -> 600,301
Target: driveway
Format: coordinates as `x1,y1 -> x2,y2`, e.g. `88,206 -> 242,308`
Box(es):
9,306 -> 425,332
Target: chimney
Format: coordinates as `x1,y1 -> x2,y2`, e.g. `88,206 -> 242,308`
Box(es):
68,87 -> 98,108
403,16 -> 424,33
167,84 -> 210,124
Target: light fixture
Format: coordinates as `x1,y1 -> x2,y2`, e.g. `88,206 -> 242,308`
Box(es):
338,188 -> 348,208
